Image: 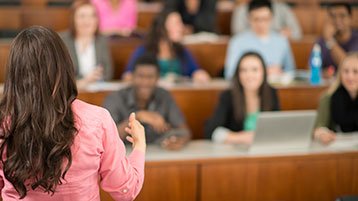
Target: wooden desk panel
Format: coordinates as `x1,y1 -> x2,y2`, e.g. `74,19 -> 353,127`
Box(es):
200,152 -> 358,201
294,158 -> 339,201
170,89 -> 223,139
251,160 -> 296,201
186,41 -> 227,77
0,7 -> 22,30
109,39 -> 141,79
135,164 -> 198,201
100,164 -> 198,201
277,84 -> 327,110
338,155 -> 358,194
200,161 -> 249,201
22,8 -> 70,32
216,10 -> 232,35
0,45 -> 10,83
290,36 -> 316,70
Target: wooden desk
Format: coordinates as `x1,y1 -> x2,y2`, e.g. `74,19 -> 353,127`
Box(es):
101,138 -> 358,201
78,80 -> 328,139
0,136 -> 356,201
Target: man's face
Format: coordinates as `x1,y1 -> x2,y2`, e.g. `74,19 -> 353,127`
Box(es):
249,7 -> 273,36
329,6 -> 351,33
133,65 -> 159,102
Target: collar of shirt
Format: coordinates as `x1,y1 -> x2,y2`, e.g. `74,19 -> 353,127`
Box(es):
74,40 -> 96,77
126,86 -> 161,112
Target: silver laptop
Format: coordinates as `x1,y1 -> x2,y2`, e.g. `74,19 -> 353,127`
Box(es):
249,110 -> 317,153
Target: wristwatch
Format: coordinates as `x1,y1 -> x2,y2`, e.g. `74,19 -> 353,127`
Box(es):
325,38 -> 336,50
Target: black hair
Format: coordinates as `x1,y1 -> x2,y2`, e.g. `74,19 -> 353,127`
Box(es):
329,2 -> 352,16
248,0 -> 272,13
133,53 -> 160,72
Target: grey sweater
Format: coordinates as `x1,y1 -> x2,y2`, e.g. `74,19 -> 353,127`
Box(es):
60,30 -> 113,81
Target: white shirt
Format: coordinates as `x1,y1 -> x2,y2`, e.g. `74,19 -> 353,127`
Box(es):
75,40 -> 96,78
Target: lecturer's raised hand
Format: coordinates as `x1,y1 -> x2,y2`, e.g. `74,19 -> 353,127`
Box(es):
125,113 -> 146,152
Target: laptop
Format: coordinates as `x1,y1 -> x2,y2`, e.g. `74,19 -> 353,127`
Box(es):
248,110 -> 317,153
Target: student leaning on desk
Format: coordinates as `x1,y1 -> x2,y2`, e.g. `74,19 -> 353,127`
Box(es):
313,52 -> 358,144
104,54 -> 191,150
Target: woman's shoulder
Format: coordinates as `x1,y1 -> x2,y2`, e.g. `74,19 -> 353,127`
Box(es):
59,30 -> 73,41
72,99 -> 112,124
181,46 -> 194,56
321,92 -> 333,100
316,92 -> 332,108
95,34 -> 110,46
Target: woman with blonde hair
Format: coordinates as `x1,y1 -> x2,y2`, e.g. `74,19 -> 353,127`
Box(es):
313,52 -> 358,144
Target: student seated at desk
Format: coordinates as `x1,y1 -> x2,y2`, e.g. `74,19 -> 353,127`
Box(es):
104,54 -> 191,150
231,0 -> 302,40
164,0 -> 218,34
91,0 -> 137,37
313,52 -> 358,144
61,0 -> 113,91
205,52 -> 280,145
316,3 -> 358,79
224,0 -> 295,80
122,10 -> 210,83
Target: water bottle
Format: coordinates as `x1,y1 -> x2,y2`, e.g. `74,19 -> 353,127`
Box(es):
310,44 -> 322,85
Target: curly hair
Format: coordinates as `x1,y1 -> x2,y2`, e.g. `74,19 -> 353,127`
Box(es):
0,26 -> 78,198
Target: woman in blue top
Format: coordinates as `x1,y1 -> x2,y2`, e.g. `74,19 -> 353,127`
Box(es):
122,10 -> 210,83
205,52 -> 280,144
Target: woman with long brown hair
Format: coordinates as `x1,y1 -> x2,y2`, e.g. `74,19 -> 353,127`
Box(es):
122,10 -> 210,83
205,52 -> 280,144
0,26 -> 146,200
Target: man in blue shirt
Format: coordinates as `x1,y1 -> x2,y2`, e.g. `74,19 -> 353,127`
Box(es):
224,0 -> 296,79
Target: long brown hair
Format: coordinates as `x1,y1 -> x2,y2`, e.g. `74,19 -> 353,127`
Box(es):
69,0 -> 99,38
0,26 -> 78,198
231,52 -> 275,123
144,10 -> 188,73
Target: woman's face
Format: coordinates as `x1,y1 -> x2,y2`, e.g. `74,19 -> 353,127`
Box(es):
341,56 -> 358,96
74,4 -> 98,37
165,12 -> 184,42
238,55 -> 265,92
